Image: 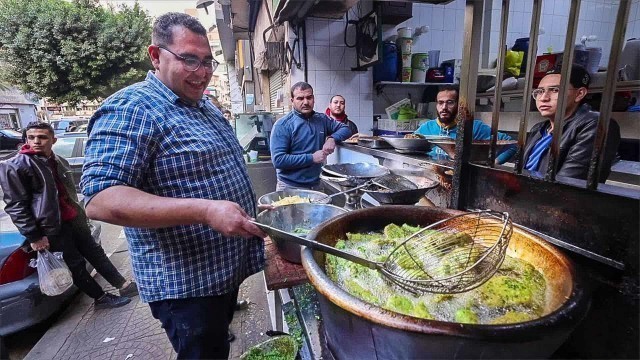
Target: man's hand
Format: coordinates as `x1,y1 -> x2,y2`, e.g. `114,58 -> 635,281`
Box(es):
203,200 -> 267,238
258,204 -> 275,211
31,236 -> 50,251
322,137 -> 336,155
312,150 -> 327,164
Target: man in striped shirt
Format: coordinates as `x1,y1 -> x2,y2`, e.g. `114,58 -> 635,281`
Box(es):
81,13 -> 265,359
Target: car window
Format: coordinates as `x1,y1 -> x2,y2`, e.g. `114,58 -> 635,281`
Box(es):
52,138 -> 77,158
0,129 -> 22,137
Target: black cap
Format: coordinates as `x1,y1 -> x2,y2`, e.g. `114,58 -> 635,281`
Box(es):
546,64 -> 591,89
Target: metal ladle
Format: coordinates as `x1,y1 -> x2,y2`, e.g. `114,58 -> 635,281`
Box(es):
311,179 -> 389,204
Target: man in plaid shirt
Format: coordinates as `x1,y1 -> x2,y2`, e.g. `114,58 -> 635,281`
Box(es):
81,13 -> 266,359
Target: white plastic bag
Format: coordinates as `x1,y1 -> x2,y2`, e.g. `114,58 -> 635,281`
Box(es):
29,250 -> 74,296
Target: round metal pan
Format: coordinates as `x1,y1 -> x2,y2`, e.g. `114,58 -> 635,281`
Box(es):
364,177 -> 439,204
322,163 -> 390,179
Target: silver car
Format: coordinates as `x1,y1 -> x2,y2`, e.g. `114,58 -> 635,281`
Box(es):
0,195 -> 101,338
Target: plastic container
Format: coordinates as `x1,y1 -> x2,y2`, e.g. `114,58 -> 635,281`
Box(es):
373,41 -> 399,82
428,50 -> 440,68
411,53 -> 429,70
411,68 -> 427,82
400,53 -> 412,67
586,47 -> 602,74
401,67 -> 412,82
397,27 -> 413,38
397,37 -> 413,54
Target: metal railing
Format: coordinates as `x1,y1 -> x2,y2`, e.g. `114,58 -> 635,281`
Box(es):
452,0 -> 634,209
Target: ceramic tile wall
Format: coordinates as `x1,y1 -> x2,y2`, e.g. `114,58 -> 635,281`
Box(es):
374,0 -> 466,115
628,0 -> 640,40
487,0 -> 638,68
301,7 -> 375,134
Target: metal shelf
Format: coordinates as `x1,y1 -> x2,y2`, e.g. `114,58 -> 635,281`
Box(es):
475,80 -> 640,99
375,81 -> 455,95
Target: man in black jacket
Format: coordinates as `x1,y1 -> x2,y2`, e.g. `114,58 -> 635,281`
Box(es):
523,65 -> 620,181
0,122 -> 137,309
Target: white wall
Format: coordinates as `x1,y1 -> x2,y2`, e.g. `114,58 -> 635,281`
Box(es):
301,5 -> 375,134
628,0 -> 640,40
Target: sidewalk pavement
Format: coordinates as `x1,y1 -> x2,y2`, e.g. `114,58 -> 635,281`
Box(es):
26,240 -> 273,360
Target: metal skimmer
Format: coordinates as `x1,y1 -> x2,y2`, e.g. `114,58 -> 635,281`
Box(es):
252,210 -> 512,295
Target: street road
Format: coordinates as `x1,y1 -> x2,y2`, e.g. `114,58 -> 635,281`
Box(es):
4,222 -> 125,360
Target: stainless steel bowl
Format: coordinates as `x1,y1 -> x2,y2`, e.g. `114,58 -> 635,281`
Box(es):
381,136 -> 446,154
257,203 -> 347,263
258,189 -> 331,206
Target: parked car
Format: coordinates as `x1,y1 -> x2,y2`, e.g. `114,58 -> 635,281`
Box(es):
51,134 -> 87,190
0,193 -> 102,338
48,119 -> 89,135
0,130 -> 23,151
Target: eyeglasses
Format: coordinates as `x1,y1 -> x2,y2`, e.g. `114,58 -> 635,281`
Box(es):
157,45 -> 219,73
531,86 -> 564,100
436,100 -> 457,107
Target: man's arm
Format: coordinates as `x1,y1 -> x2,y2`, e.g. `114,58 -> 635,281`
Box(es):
556,119 -> 600,179
326,116 -> 352,142
0,163 -> 43,243
270,121 -> 314,170
86,186 -> 264,238
82,97 -> 265,239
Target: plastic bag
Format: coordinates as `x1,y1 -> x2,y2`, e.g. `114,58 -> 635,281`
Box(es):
29,250 -> 74,296
505,50 -> 525,77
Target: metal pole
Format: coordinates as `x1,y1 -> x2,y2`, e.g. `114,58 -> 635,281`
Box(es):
489,0 -> 511,166
514,0 -> 542,174
545,0 -> 581,182
450,0 -> 483,210
586,0 -> 631,189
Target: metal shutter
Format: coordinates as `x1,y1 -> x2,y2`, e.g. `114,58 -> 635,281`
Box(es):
269,70 -> 284,113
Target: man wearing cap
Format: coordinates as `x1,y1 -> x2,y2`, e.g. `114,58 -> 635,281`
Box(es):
523,65 -> 620,181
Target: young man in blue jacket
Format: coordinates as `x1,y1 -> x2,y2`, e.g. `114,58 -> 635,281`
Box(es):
270,82 -> 353,190
414,85 -> 516,164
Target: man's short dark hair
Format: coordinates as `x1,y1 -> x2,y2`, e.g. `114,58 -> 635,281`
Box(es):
22,122 -> 54,142
546,64 -> 591,89
438,84 -> 459,98
330,95 -> 345,103
223,109 -> 231,115
152,13 -> 207,47
290,82 -> 313,98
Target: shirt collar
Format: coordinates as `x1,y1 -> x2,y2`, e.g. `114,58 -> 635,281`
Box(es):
436,118 -> 457,130
145,71 -> 207,108
293,108 -> 315,119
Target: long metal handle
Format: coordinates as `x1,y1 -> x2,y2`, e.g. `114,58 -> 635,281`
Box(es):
311,181 -> 371,203
250,220 -> 379,269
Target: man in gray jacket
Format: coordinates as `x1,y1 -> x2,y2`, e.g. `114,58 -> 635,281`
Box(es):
0,122 -> 137,309
523,65 -> 620,181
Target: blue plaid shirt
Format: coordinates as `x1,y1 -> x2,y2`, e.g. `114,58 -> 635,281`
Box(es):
81,72 -> 264,303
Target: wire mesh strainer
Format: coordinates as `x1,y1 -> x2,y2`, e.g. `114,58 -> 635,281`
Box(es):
382,210 -> 513,294
252,210 -> 512,295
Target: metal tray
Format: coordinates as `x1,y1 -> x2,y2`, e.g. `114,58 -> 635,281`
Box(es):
357,137 -> 392,149
381,136 -> 438,154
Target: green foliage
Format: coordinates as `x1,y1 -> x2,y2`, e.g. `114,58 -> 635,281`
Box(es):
0,0 -> 152,104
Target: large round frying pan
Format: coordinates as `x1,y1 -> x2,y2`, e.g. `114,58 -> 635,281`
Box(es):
363,174 -> 439,204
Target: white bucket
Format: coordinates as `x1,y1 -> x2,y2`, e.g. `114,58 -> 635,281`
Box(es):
411,68 -> 427,83
397,27 -> 413,39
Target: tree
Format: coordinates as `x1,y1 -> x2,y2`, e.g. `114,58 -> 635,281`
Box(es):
0,0 -> 152,105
